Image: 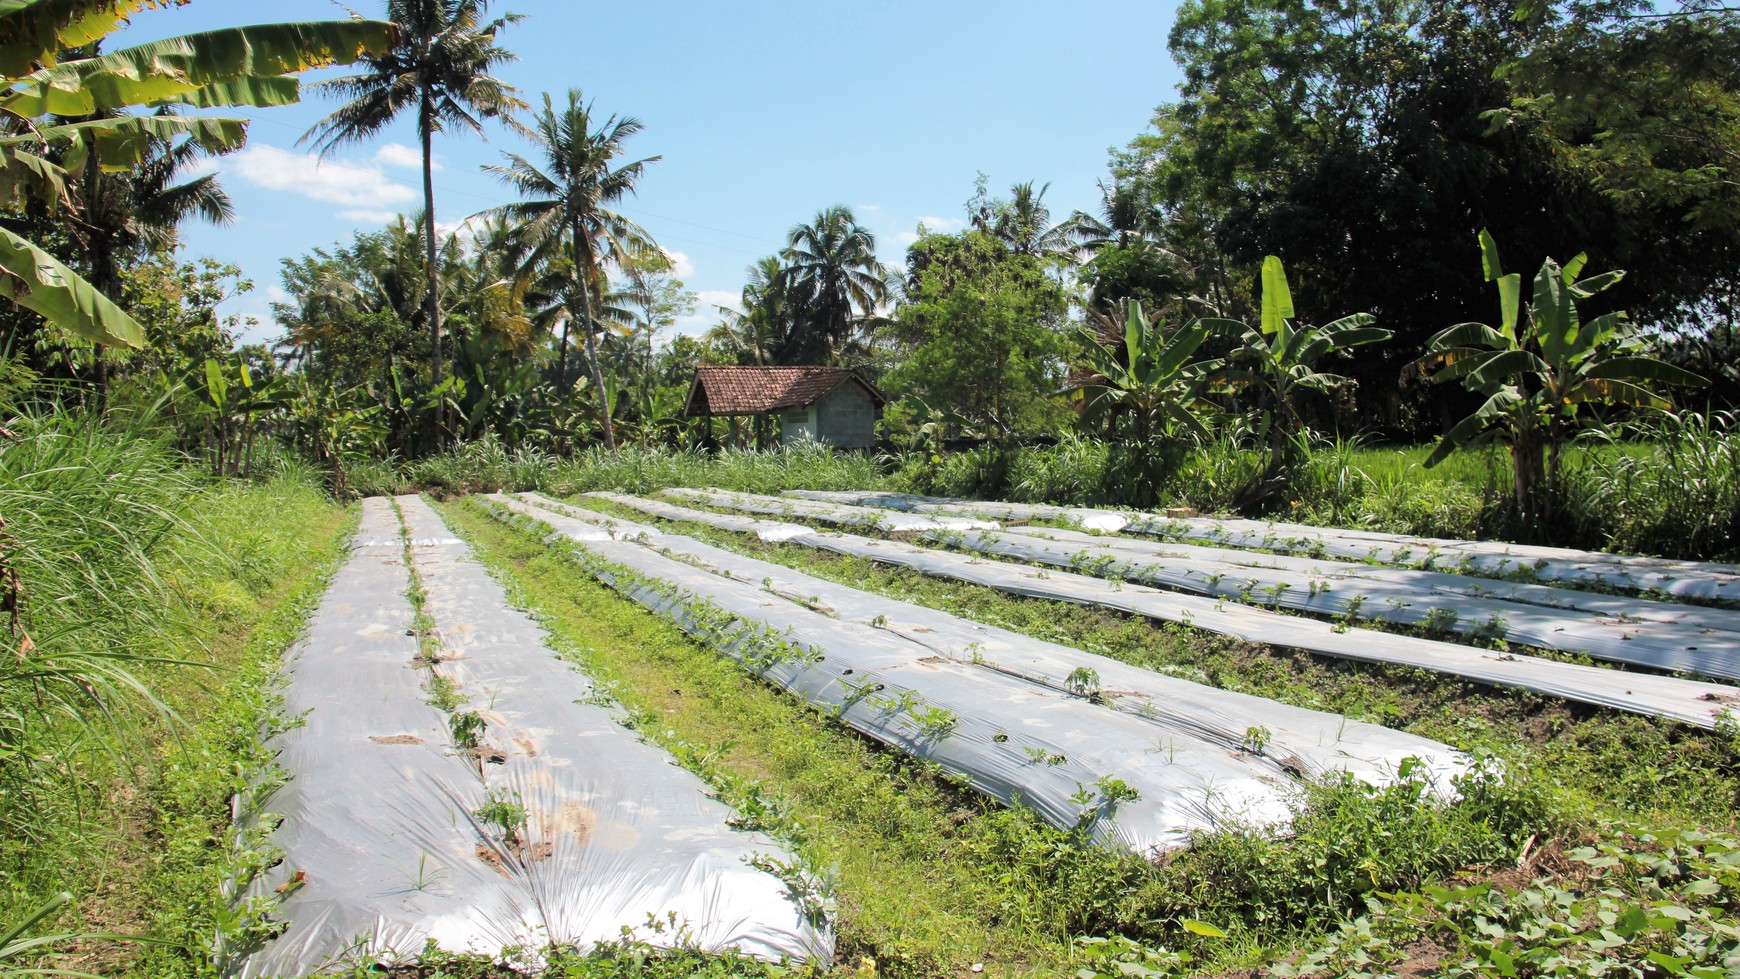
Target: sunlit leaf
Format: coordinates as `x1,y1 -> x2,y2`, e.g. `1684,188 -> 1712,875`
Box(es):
0,225 -> 142,346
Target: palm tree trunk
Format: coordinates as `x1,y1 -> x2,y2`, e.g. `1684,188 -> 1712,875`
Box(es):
577,285 -> 616,451
556,318 -> 571,391
571,222 -> 617,451
420,109 -> 444,448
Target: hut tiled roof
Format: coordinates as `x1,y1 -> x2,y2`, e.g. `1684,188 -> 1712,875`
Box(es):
683,366 -> 886,417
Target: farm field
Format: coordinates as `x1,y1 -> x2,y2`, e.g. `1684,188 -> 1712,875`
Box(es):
4,2 -> 1738,975
95,483 -> 1727,978
6,443 -> 1740,977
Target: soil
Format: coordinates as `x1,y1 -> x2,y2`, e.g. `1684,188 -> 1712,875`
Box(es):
369,734 -> 424,745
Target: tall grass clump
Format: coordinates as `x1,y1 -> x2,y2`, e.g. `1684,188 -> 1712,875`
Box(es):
1564,411 -> 1740,559
395,436 -> 889,497
0,405 -> 204,845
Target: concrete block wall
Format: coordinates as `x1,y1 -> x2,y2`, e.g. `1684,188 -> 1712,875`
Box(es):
814,385 -> 877,447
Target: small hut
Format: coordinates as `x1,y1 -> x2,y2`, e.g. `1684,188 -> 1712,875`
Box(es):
683,366 -> 886,448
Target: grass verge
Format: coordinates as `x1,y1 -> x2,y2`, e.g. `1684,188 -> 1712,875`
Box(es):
3,476 -> 353,977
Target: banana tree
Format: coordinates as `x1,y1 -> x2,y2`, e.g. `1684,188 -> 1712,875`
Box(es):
188,355 -> 283,478
285,376 -> 385,499
1414,230 -> 1707,521
0,2 -> 394,347
1202,256 -> 1390,473
1070,300 -> 1214,445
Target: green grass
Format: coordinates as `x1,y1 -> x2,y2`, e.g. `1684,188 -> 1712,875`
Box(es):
890,422 -> 1740,560
348,438 -> 889,499
0,468 -> 352,976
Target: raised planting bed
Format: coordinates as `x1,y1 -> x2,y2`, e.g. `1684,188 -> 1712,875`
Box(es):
484,493 -> 1470,855
232,496 -> 829,976
593,493 -> 1740,730
670,490 -> 1740,682
788,491 -> 1740,602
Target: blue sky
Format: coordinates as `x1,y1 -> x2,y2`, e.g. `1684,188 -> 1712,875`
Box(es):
123,1 -> 1185,345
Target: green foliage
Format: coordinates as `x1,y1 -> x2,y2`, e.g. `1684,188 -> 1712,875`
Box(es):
1562,410 -> 1740,560
1072,301 -> 1214,444
888,229 -> 1071,439
1116,0 -> 1740,431
484,88 -> 657,449
0,446 -> 347,977
1203,255 -> 1390,475
304,0 -> 526,420
0,3 -> 393,346
1278,824 -> 1740,979
1078,244 -> 1190,312
1416,232 -> 1707,520
777,205 -> 890,366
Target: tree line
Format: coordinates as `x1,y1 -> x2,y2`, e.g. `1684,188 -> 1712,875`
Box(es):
1,0 -> 1734,504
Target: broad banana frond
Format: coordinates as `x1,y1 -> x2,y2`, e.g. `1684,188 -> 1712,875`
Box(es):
2,20 -> 396,117
0,0 -> 152,75
0,225 -> 142,346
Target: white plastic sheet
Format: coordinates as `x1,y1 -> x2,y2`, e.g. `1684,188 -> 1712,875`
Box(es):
395,496 -> 829,960
239,498 -> 536,977
578,494 -> 1465,785
602,494 -> 1740,730
237,497 -> 829,977
688,491 -> 1740,682
788,491 -> 1740,602
487,495 -> 1471,855
663,488 -> 1000,532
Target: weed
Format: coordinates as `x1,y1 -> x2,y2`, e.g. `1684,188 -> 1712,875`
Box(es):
473,792 -> 527,846
449,710 -> 486,750
1067,666 -> 1103,698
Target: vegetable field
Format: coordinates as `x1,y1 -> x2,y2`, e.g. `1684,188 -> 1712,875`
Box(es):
190,487 -> 1739,977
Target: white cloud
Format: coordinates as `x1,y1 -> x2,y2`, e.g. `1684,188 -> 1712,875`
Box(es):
915,215 -> 963,231
669,289 -> 741,339
663,249 -> 695,277
338,208 -> 403,225
896,231 -> 921,247
696,289 -> 740,313
266,285 -> 289,302
856,203 -> 883,215
228,145 -> 418,208
374,143 -> 436,170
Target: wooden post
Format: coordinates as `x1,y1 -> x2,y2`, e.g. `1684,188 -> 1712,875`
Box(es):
729,416 -> 741,448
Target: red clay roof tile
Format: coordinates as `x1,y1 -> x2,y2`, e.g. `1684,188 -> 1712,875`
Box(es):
684,366 -> 885,416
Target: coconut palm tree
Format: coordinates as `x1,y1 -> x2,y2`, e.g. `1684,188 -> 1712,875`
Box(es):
779,206 -> 888,364
969,181 -> 1076,260
485,89 -> 660,450
301,0 -> 526,428
707,256 -> 794,366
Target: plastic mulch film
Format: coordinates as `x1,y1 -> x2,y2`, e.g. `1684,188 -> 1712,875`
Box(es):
683,490 -> 1740,682
237,498 -> 537,978
788,491 -> 1740,602
970,525 -> 1740,681
392,495 -> 831,961
787,490 -> 1129,532
485,495 -> 1470,854
601,493 -> 1740,730
516,492 -> 669,538
571,493 -> 1467,786
661,487 -> 1000,532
